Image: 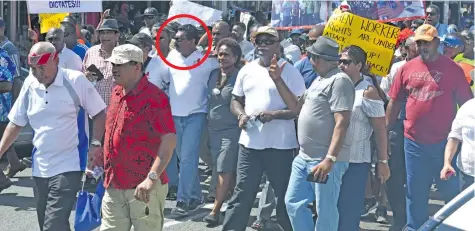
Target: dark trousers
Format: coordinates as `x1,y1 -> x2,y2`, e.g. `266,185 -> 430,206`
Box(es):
34,171 -> 82,231
222,145 -> 294,231
385,120 -> 407,230
337,163 -> 371,231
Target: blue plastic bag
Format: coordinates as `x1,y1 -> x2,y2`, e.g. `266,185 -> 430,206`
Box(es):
74,178 -> 105,231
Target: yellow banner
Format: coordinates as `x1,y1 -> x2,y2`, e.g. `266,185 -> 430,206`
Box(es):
323,9 -> 400,76
39,13 -> 69,34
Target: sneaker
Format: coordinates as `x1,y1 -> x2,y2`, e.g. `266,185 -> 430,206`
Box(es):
22,157 -> 32,168
361,197 -> 377,217
188,198 -> 204,212
171,201 -> 190,217
203,212 -> 220,226
375,206 -> 389,224
166,185 -> 178,200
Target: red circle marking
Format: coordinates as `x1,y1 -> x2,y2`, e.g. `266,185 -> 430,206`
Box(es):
155,14 -> 213,71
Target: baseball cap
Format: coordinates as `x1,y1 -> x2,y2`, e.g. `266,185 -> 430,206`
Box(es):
255,26 -> 279,39
143,7 -> 158,17
126,33 -> 154,48
106,44 -> 144,64
441,34 -> 464,47
414,24 -> 439,42
290,29 -> 304,36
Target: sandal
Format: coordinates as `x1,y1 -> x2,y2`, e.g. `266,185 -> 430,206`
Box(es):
251,219 -> 267,230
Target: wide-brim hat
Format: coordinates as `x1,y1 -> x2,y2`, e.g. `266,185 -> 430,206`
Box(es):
306,36 -> 340,61
97,19 -> 119,32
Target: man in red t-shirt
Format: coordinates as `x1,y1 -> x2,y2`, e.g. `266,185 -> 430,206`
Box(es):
386,24 -> 473,230
100,44 -> 176,231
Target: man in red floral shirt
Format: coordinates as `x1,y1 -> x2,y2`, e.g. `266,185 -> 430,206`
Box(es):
100,44 -> 176,231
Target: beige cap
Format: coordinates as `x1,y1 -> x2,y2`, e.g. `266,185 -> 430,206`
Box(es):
255,26 -> 279,39
106,44 -> 144,64
414,24 -> 439,42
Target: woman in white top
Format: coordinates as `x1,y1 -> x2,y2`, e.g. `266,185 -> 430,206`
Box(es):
336,45 -> 390,231
440,98 -> 475,190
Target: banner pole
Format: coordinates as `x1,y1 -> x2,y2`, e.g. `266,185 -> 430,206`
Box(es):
26,2 -> 31,29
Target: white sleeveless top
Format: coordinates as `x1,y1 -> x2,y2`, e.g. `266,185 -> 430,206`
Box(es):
344,78 -> 385,163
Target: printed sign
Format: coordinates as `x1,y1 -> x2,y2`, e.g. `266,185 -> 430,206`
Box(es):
271,0 -> 329,29
27,0 -> 103,14
323,10 -> 400,76
169,0 -> 223,26
39,13 -> 69,34
332,0 -> 426,22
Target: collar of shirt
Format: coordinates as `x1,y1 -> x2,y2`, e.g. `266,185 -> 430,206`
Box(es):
30,68 -> 64,89
99,45 -> 113,59
114,75 -> 148,98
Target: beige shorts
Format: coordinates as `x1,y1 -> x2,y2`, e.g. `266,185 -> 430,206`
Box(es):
100,182 -> 168,231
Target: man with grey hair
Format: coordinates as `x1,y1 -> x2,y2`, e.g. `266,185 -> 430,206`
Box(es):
0,42 -> 106,231
272,36 -> 354,231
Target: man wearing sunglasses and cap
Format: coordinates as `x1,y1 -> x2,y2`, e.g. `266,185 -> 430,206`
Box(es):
223,26 -> 305,231
140,7 -> 159,37
272,36 -> 354,231
386,24 -> 473,230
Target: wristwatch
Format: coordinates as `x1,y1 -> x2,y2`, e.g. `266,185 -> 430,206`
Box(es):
148,172 -> 158,181
90,139 -> 102,147
326,155 -> 336,162
378,160 -> 389,164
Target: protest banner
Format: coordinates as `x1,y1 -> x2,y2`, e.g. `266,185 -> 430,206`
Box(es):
27,0 -> 103,14
39,13 -> 69,34
169,0 -> 223,26
323,9 -> 400,76
332,0 -> 426,22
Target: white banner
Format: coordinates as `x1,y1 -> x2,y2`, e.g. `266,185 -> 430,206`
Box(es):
168,0 -> 223,26
27,0 -> 103,14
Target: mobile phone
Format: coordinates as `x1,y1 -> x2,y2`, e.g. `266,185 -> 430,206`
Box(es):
87,64 -> 104,81
306,172 -> 329,184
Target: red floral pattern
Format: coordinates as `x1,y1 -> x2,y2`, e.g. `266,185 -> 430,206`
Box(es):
103,76 -> 175,189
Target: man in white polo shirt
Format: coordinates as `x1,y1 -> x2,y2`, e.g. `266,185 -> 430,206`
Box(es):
45,28 -> 83,71
166,24 -> 218,217
0,42 -> 106,231
222,26 -> 306,231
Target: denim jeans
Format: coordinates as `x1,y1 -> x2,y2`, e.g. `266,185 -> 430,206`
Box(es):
404,137 -> 461,230
285,154 -> 349,231
172,113 -> 206,204
337,163 -> 370,231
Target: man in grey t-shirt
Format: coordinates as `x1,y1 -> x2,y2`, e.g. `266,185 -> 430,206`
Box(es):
270,36 -> 354,231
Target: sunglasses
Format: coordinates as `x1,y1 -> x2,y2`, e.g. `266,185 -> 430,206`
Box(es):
339,59 -> 357,65
426,12 -> 437,17
174,37 -> 186,43
144,16 -> 155,20
255,39 -> 277,46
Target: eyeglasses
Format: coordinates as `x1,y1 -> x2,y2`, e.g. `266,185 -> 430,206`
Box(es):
426,12 -> 437,17
255,39 -> 277,46
339,59 -> 357,65
174,37 -> 186,43
144,16 -> 155,20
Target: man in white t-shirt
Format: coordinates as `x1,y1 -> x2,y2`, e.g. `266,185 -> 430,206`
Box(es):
45,28 -> 82,71
0,42 -> 106,231
222,26 -> 306,231
165,24 -> 219,217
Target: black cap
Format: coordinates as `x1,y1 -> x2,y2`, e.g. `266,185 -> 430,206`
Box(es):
61,16 -> 77,26
126,32 -> 154,48
143,7 -> 159,17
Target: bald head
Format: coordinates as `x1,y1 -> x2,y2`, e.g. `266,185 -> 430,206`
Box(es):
29,42 -> 56,56
309,25 -> 325,41
212,21 -> 230,46
45,28 -> 65,53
